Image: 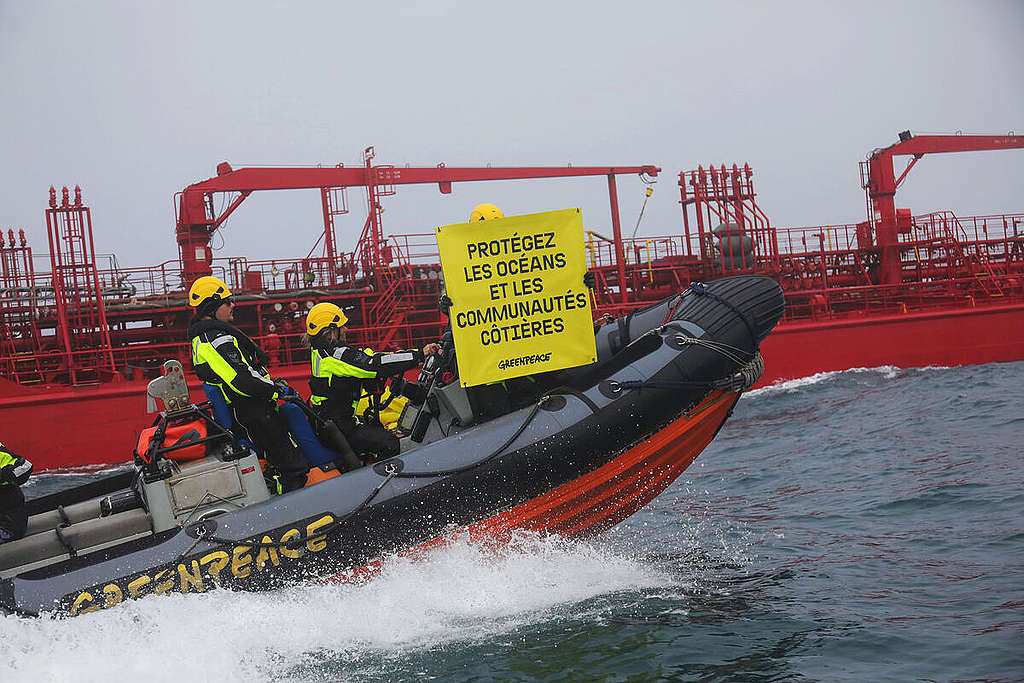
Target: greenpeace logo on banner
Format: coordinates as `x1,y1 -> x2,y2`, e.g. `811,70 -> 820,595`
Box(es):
497,353 -> 552,371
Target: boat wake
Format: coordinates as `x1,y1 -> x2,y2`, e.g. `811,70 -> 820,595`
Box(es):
749,364 -> 954,398
0,531 -> 672,682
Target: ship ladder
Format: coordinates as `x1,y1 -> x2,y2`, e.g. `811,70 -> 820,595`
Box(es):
945,214 -> 1004,298
12,351 -> 43,385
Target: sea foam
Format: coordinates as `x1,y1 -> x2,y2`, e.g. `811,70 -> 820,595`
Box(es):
0,531 -> 670,683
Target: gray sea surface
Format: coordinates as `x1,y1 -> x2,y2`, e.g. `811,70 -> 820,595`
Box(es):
3,361 -> 1022,682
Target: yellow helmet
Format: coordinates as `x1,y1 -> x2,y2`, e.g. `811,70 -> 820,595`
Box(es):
470,203 -> 504,221
188,276 -> 232,308
306,302 -> 348,335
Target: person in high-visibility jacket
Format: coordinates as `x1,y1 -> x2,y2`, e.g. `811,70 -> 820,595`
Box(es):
304,302 -> 439,460
186,276 -> 308,492
0,442 -> 33,544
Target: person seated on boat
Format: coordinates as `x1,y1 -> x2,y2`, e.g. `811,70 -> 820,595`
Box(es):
303,302 -> 439,461
186,276 -> 309,493
0,441 -> 33,544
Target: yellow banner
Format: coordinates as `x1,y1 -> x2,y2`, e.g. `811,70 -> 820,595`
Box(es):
436,208 -> 597,387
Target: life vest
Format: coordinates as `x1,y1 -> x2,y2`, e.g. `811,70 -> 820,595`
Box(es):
136,419 -> 208,462
0,445 -> 32,487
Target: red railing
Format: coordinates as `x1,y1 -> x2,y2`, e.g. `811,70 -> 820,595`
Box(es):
4,207 -> 1023,386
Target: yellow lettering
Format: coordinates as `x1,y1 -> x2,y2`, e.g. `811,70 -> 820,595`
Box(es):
153,568 -> 176,596
200,550 -> 230,584
306,515 -> 334,553
279,528 -> 301,559
128,575 -> 152,599
102,584 -> 123,609
69,591 -> 101,617
255,536 -> 280,569
178,560 -> 206,593
231,544 -> 253,578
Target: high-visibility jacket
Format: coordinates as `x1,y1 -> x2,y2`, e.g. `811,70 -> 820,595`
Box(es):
0,444 -> 32,487
187,319 -> 279,403
309,342 -> 423,420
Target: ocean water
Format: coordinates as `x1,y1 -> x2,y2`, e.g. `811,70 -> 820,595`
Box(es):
2,362 -> 1022,682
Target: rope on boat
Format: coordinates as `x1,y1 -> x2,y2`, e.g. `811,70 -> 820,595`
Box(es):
607,352 -> 764,394
663,328 -> 751,364
661,281 -> 759,348
611,281 -> 764,395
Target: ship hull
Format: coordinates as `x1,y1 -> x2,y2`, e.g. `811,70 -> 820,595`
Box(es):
757,301 -> 1024,386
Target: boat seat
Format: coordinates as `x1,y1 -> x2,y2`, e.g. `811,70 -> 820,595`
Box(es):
0,509 -> 152,575
25,498 -> 104,537
434,381 -> 475,426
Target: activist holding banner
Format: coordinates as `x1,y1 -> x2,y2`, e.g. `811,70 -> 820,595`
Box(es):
436,204 -> 598,420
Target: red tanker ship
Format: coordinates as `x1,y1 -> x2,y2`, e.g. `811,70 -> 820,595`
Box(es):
2,133 -> 1022,470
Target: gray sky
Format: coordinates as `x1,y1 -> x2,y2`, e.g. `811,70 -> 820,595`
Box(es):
1,0 -> 1022,271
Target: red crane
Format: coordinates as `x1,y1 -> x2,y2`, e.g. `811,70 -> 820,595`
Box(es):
863,131 -> 1024,284
176,147 -> 659,303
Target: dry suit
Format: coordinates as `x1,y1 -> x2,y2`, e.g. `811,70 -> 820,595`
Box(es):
0,443 -> 32,543
309,339 -> 425,460
188,318 -> 308,492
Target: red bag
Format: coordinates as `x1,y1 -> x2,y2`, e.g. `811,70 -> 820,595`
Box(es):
136,420 -> 208,462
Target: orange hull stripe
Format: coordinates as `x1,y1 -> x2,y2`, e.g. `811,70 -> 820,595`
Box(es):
329,390 -> 739,583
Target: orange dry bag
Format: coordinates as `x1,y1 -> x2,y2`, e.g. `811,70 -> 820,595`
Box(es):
136,419 -> 208,462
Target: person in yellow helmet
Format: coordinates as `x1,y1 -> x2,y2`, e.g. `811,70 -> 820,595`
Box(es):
438,204 -> 506,318
186,276 -> 308,492
304,302 -> 439,461
469,203 -> 504,222
0,441 -> 32,544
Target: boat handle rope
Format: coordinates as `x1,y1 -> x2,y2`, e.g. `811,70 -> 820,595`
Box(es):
174,491 -> 249,559
606,327 -> 760,394
607,282 -> 758,395
54,524 -> 77,559
661,329 -> 751,364
393,384 -> 603,479
606,378 -> 710,393
180,490 -> 246,526
607,351 -> 764,394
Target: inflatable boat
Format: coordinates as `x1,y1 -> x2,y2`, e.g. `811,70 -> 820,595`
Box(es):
0,275 -> 785,617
